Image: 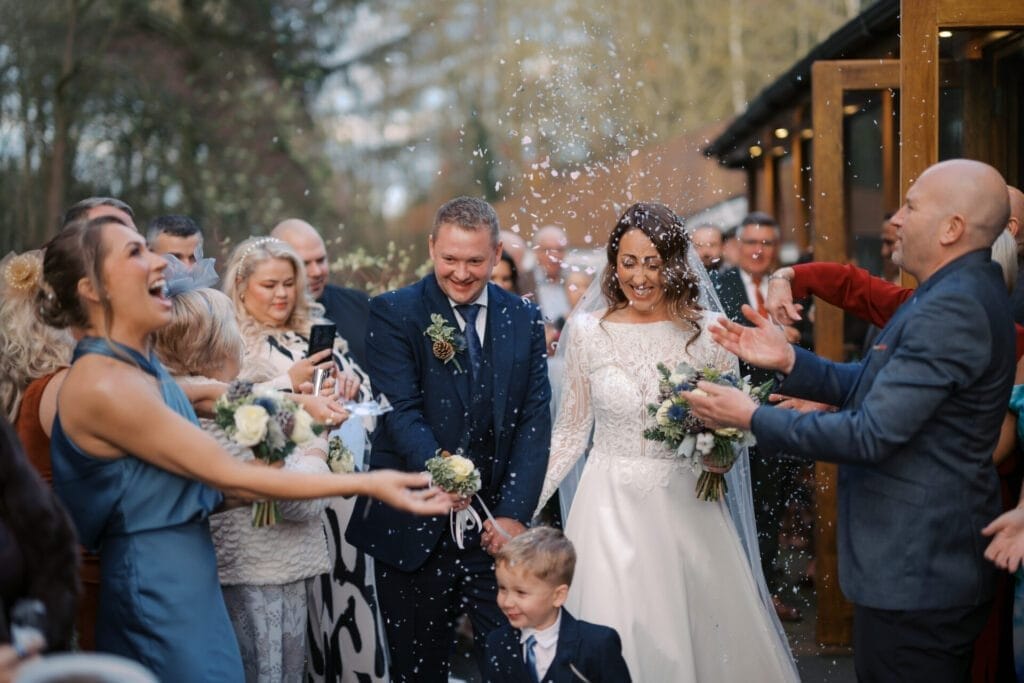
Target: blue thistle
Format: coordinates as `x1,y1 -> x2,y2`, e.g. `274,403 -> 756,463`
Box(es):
254,396 -> 278,416
667,404 -> 688,422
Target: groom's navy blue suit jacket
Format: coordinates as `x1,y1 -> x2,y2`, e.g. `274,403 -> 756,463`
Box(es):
752,249 -> 1014,610
346,274 -> 551,571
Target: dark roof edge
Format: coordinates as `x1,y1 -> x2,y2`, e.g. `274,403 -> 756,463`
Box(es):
703,0 -> 899,161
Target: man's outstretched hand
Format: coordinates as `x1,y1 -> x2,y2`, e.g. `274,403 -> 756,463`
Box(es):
710,304 -> 797,375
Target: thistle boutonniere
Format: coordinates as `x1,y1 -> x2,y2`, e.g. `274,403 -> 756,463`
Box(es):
424,313 -> 466,372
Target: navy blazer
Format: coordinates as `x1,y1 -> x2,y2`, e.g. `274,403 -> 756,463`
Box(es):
483,609 -> 631,683
346,275 -> 552,571
712,267 -> 774,386
751,250 -> 1014,610
317,283 -> 371,369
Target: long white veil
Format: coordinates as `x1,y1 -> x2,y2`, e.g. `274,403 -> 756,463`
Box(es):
550,226 -> 797,675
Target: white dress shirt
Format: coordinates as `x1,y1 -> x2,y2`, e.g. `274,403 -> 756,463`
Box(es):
447,286 -> 488,343
738,268 -> 768,311
520,609 -> 562,680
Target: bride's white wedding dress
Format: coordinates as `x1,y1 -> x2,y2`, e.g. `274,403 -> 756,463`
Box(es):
539,312 -> 798,682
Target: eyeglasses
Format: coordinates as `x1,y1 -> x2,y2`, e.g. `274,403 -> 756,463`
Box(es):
740,239 -> 778,248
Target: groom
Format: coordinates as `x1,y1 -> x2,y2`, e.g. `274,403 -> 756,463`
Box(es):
346,196 -> 551,681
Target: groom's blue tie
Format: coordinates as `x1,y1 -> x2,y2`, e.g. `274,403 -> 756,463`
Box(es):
455,303 -> 482,379
524,634 -> 540,683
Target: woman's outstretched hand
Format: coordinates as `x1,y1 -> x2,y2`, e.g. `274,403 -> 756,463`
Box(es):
709,305 -> 796,375
983,507 -> 1024,571
363,470 -> 454,516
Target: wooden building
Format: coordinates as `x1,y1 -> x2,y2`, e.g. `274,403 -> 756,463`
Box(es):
705,0 -> 1024,646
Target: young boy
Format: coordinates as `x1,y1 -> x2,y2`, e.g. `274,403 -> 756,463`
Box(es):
483,527 -> 631,682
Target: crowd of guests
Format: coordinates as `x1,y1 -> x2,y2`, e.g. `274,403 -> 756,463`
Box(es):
3,161 -> 1024,683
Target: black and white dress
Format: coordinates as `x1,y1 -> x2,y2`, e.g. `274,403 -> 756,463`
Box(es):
241,324 -> 387,683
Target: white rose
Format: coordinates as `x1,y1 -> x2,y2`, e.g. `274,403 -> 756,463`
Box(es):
291,408 -> 317,444
448,455 -> 476,481
668,372 -> 686,386
234,405 -> 269,447
656,400 -> 673,426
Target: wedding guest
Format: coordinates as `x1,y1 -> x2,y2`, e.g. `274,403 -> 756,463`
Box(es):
148,215 -> 204,267
692,224 -> 725,272
222,235 -> 386,682
39,214 -> 451,681
720,225 -> 740,270
60,196 -> 135,231
492,252 -> 519,294
1002,187 -> 1024,323
689,159 -> 1014,682
271,219 -> 371,369
563,268 -> 593,313
483,527 -> 631,683
499,229 -> 537,297
153,284 -> 333,683
712,211 -> 802,622
531,225 -> 571,322
0,414 -> 79,653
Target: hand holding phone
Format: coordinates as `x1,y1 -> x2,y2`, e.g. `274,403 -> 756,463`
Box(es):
307,323 -> 337,359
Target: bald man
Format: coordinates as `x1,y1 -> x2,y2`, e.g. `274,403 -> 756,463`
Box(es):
685,160 -> 1014,682
271,219 -> 371,368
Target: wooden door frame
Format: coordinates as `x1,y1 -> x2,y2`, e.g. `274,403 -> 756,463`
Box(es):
810,58 -> 900,646
900,0 -> 1024,194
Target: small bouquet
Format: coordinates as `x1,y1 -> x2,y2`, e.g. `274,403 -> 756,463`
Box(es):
326,435 -> 356,474
425,449 -> 481,496
644,362 -> 771,502
425,449 -> 506,549
214,380 -> 322,526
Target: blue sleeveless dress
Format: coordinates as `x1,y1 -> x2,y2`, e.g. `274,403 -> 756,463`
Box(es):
50,338 -> 243,681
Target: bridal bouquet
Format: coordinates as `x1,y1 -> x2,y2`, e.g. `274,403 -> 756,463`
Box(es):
214,380 -> 322,526
644,362 -> 771,502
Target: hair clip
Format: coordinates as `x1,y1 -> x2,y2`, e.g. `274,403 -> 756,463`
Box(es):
1,251 -> 43,294
163,254 -> 220,297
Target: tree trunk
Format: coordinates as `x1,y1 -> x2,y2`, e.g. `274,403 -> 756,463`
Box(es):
728,0 -> 746,114
45,0 -> 78,232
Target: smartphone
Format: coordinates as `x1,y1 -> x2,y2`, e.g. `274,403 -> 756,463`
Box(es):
307,323 -> 337,359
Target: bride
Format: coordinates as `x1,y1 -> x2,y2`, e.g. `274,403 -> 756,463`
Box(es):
536,203 -> 798,681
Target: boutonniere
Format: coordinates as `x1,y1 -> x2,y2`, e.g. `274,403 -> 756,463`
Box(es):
424,313 -> 466,372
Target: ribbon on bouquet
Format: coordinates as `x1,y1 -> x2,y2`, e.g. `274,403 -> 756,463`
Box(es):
449,494 -> 512,550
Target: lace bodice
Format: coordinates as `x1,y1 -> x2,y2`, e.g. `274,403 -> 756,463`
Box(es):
538,311 -> 736,508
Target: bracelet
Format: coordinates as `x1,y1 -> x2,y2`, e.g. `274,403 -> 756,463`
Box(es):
767,272 -> 791,282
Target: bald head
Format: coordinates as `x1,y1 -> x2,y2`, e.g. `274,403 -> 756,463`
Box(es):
271,218 -> 330,298
933,160 -> 1009,244
891,160 -> 1009,281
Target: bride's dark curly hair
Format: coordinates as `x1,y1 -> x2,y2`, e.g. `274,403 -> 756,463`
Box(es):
601,202 -> 703,340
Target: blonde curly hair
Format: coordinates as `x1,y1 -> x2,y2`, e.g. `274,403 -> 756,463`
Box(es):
0,250 -> 75,420
222,236 -> 325,346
